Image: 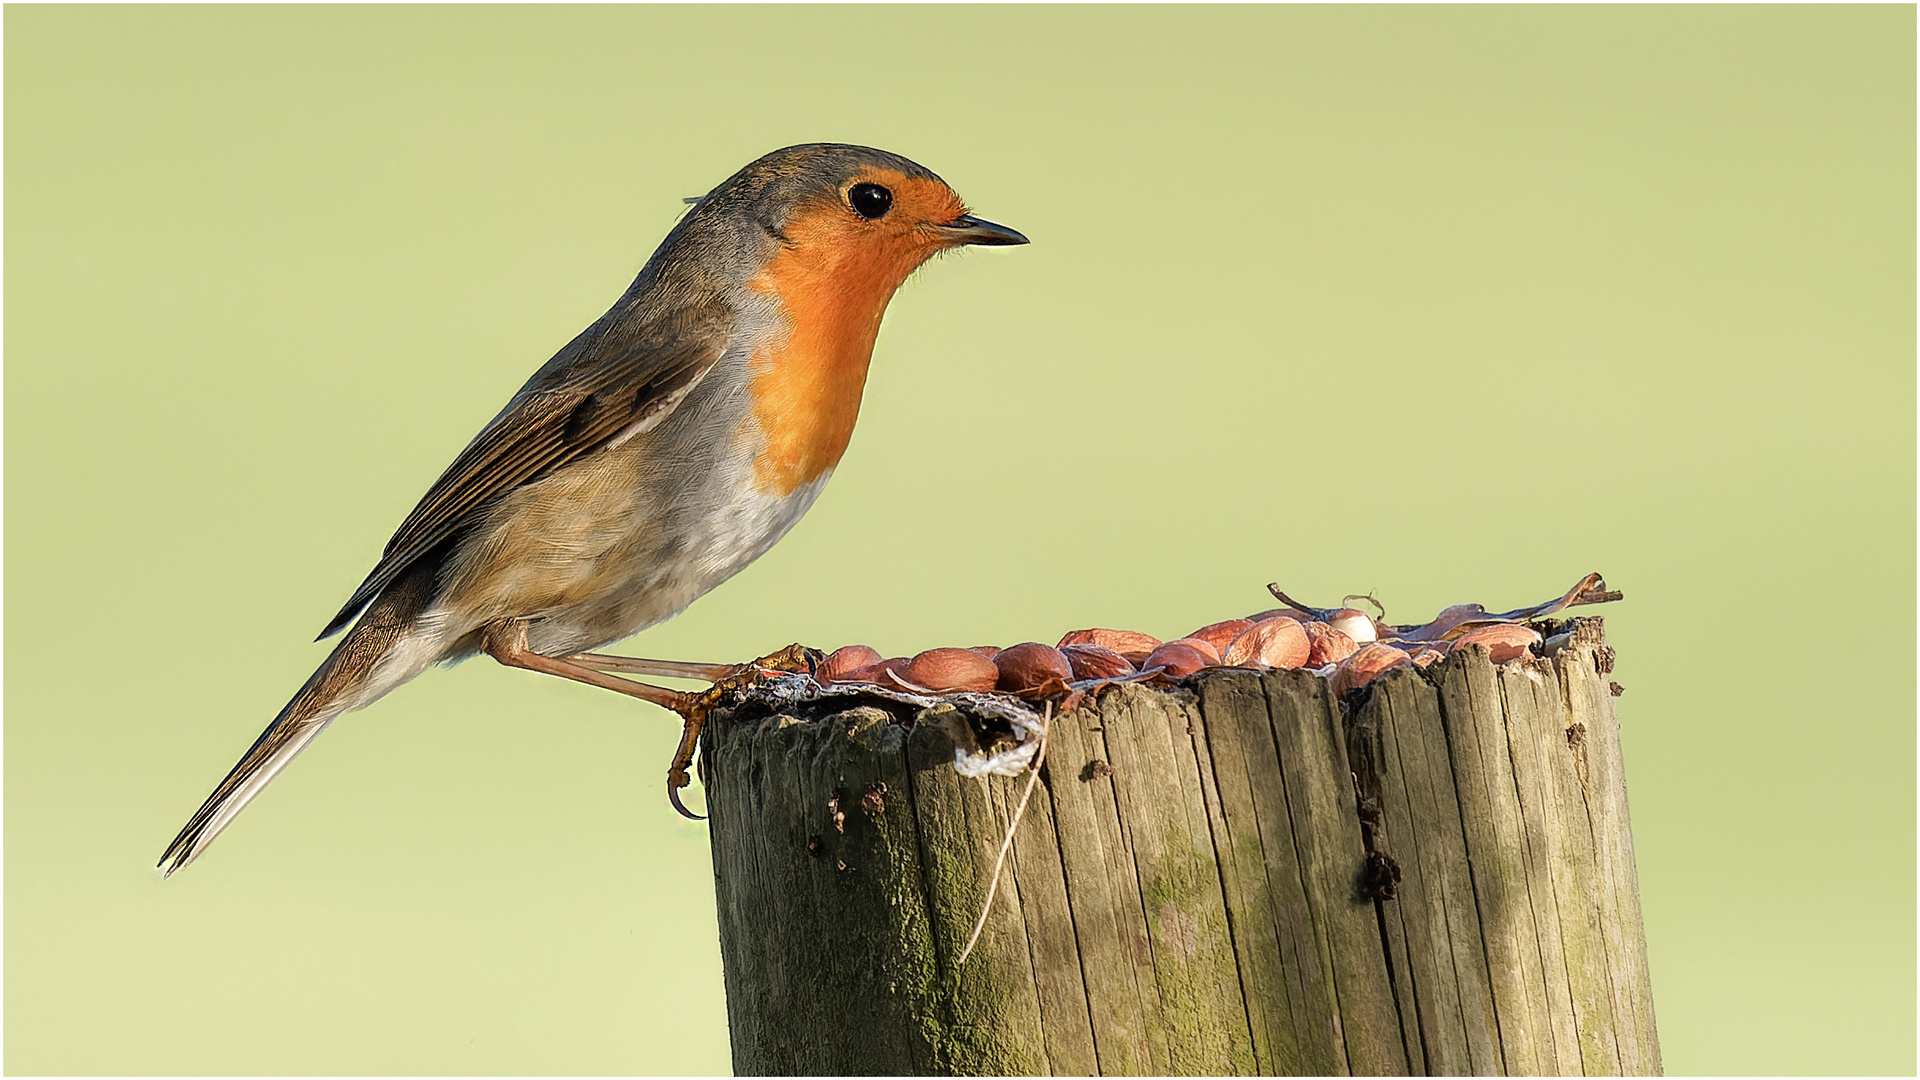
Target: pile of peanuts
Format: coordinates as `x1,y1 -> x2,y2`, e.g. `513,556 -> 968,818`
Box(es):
808,576 -> 1618,702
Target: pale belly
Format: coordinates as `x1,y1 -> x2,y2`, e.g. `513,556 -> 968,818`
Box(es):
416,344 -> 835,660
421,436 -> 827,660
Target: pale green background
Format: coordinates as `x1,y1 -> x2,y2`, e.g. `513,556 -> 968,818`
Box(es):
7,5 -> 1912,1075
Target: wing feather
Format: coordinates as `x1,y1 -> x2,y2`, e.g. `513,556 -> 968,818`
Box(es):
317,302 -> 732,639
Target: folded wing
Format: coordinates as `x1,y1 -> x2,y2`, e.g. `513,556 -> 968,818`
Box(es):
319,302 -> 733,639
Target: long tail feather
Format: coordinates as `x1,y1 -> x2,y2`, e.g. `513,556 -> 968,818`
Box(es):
160,564 -> 440,876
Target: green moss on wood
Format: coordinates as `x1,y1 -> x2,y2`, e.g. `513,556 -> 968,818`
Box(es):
704,620 -> 1656,1076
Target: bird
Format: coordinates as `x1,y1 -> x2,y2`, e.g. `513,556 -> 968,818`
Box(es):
159,143 -> 1027,876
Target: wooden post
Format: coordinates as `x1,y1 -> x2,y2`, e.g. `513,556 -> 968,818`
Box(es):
702,617 -> 1658,1075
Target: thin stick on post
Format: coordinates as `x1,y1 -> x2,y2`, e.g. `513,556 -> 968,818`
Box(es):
958,702 -> 1050,965
703,617 -> 1658,1076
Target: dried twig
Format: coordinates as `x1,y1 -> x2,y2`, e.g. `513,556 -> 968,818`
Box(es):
1265,583 -> 1329,619
956,702 -> 1052,966
1342,592 -> 1387,621
1490,571 -> 1622,620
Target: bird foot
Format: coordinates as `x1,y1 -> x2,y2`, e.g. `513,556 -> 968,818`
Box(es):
664,643 -> 822,819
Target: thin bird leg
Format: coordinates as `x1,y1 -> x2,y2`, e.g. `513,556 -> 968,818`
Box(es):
494,629 -> 823,822
567,643 -> 820,684
482,620 -> 693,713
564,654 -> 740,682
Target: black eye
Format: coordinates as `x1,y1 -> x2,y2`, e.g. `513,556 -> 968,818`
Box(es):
848,182 -> 892,220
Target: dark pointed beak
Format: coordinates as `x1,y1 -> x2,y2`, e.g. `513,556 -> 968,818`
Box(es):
936,214 -> 1029,247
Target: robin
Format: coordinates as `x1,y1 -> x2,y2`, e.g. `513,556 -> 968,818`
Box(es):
159,143 -> 1026,875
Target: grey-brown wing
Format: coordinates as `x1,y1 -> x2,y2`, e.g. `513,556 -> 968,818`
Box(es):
317,302 -> 732,639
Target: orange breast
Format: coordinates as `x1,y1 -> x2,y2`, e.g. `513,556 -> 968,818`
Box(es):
744,206 -> 932,496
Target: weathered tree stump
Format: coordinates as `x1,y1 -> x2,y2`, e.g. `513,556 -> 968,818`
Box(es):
702,617 -> 1658,1075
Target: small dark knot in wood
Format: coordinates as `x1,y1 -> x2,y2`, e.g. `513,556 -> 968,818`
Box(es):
1363,850 -> 1403,901
702,616 -> 1659,1076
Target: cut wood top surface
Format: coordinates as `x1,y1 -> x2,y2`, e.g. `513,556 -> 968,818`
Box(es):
702,612 -> 1657,1076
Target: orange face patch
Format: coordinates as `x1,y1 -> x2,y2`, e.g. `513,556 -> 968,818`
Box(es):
744,171 -> 969,495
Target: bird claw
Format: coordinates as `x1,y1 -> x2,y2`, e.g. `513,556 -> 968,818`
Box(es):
664,644 -> 822,819
747,642 -> 823,680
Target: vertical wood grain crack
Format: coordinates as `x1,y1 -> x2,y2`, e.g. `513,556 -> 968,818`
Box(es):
1558,658 -> 1629,1074
1274,698 -> 1359,1076
994,771 -> 1056,1078
898,744 -> 952,1074
1041,761 -> 1111,1077
1433,672 -> 1518,1076
1495,670 -> 1584,1074
1185,695 -> 1265,1076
